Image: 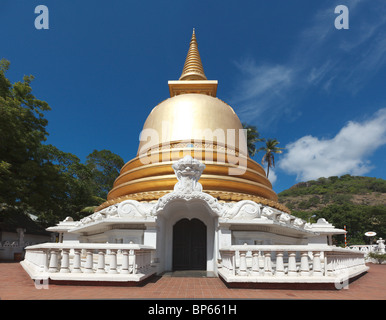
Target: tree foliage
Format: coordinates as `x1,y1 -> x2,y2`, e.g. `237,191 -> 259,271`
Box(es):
279,175 -> 386,246
279,175 -> 386,197
0,59 -> 50,208
86,149 -> 124,199
242,123 -> 264,157
0,59 -> 124,228
257,138 -> 284,178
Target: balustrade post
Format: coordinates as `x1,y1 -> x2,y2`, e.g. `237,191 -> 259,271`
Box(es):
288,251 -> 297,276
48,249 -> 59,273
129,249 -> 135,274
84,249 -> 94,273
121,249 -> 130,274
108,249 -> 118,274
238,250 -> 248,276
275,251 -> 285,277
251,251 -> 260,275
324,254 -> 334,276
72,249 -> 82,273
264,252 -> 273,276
96,249 -> 106,274
231,253 -> 236,276
60,249 -> 70,273
300,251 -> 310,276
42,249 -> 49,272
312,251 -> 323,276
141,251 -> 148,273
144,250 -> 151,272
258,252 -> 265,275
136,251 -> 143,274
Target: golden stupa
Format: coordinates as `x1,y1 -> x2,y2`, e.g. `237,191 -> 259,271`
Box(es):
97,30 -> 288,213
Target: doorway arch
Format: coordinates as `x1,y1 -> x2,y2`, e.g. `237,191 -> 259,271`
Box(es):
172,218 -> 207,270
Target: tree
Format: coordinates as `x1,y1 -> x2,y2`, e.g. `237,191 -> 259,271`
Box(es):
4,143 -> 99,227
0,59 -> 124,227
368,252 -> 386,264
86,149 -> 124,199
258,139 -> 284,178
242,123 -> 264,157
0,59 -> 50,207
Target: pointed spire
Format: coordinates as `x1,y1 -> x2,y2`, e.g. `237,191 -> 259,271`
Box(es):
179,29 -> 207,81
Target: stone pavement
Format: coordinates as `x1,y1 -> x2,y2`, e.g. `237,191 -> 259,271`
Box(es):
0,262 -> 385,300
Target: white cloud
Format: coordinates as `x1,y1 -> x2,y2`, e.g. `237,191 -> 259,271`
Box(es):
278,108 -> 386,181
267,168 -> 277,185
231,1 -> 386,125
231,60 -> 294,124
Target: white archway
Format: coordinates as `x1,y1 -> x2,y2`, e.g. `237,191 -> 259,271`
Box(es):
155,197 -> 219,274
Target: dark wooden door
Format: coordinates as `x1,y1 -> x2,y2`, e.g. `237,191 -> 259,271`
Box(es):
172,218 -> 207,270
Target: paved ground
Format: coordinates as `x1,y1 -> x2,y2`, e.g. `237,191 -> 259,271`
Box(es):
0,262 -> 385,300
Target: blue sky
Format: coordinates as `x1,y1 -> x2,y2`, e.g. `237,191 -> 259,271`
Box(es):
2,0 -> 386,193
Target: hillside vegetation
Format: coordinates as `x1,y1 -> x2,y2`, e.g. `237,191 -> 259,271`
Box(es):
278,175 -> 386,246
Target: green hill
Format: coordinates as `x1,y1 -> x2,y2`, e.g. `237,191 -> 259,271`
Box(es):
278,175 -> 386,246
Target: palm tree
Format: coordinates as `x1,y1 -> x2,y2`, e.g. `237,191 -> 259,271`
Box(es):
258,139 -> 284,178
242,123 -> 264,157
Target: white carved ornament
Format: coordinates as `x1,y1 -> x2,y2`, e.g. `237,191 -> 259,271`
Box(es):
117,200 -> 154,219
153,156 -> 223,216
172,155 -> 205,193
223,200 -> 261,220
73,156 -> 308,231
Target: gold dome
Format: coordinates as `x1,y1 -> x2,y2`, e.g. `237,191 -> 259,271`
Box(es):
137,94 -> 246,155
96,30 -> 288,213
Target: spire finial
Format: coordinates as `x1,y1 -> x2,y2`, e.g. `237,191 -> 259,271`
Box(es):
179,29 -> 207,81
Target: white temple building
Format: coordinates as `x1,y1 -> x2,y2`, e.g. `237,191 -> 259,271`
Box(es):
21,31 -> 369,289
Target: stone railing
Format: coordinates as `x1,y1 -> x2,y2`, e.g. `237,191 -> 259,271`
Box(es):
349,244 -> 376,253
21,243 -> 156,284
219,245 -> 368,287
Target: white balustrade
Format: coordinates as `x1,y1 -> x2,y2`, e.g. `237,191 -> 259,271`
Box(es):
96,249 -> 106,274
72,249 -> 82,273
219,245 -> 368,282
22,243 -> 156,282
313,251 -> 322,276
238,250 -> 248,275
251,251 -> 260,275
84,249 -> 94,273
275,251 -> 285,276
300,251 -> 310,276
60,249 -> 70,273
120,250 -> 129,274
48,249 -> 59,273
264,252 -> 273,276
108,249 -> 118,274
287,251 -> 297,276
220,251 -> 235,276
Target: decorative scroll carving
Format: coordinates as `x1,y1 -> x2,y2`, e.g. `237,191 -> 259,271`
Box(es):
152,191 -> 223,217
293,218 -> 306,228
223,200 -> 261,220
117,200 -> 154,218
261,206 -> 275,219
76,156 -> 307,232
278,213 -> 291,224
74,201 -> 154,227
